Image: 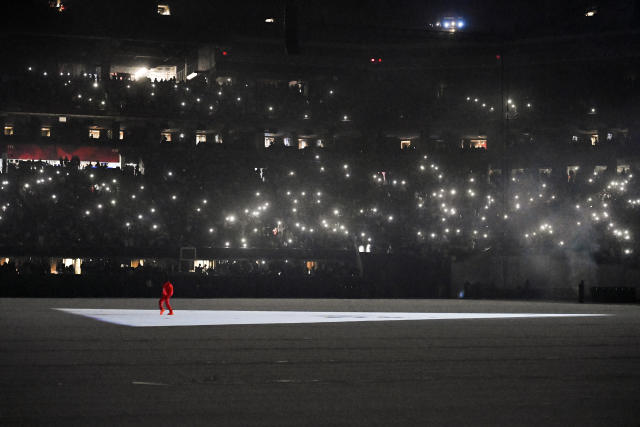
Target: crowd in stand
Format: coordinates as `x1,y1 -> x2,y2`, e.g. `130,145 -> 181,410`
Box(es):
0,147 -> 637,264
0,66 -> 361,128
2,64 -> 635,157
0,64 -> 638,269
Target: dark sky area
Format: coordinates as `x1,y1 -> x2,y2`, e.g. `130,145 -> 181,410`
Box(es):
4,0 -> 639,40
298,0 -> 638,35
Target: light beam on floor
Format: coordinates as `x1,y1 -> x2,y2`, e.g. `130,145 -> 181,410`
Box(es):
55,309 -> 609,327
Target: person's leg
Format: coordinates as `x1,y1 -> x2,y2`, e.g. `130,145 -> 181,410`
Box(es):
159,297 -> 165,314
166,298 -> 173,315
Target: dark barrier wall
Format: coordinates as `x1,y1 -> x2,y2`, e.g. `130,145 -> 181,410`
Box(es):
0,253 -> 451,298
0,273 -> 394,298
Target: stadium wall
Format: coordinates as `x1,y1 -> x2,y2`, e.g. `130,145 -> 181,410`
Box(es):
451,252 -> 640,300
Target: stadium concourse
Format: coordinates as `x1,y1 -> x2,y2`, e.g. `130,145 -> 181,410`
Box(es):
1,298 -> 639,426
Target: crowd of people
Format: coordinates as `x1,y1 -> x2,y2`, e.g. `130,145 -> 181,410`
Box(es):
0,66 -> 368,131
0,145 -> 637,265
2,64 -> 634,159
0,64 -> 638,268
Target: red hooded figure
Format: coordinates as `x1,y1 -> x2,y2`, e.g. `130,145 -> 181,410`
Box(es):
159,281 -> 174,315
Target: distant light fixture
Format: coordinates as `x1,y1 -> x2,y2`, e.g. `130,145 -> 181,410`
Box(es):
186,72 -> 198,80
157,4 -> 171,15
133,67 -> 148,80
265,18 -> 275,23
457,20 -> 464,28
585,9 -> 596,17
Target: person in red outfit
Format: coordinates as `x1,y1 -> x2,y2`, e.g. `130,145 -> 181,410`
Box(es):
159,280 -> 174,315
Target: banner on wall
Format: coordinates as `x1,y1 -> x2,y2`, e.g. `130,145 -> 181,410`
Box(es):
4,144 -> 120,163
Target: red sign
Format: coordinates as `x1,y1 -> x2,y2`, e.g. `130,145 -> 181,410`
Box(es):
5,144 -> 119,163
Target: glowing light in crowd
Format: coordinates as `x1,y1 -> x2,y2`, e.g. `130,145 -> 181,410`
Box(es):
5,139 -> 637,259
134,67 -> 148,79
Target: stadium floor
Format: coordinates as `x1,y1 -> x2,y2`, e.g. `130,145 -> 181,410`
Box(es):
1,298 -> 639,426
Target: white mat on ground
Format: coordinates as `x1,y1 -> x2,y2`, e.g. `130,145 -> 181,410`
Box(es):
55,308 -> 608,327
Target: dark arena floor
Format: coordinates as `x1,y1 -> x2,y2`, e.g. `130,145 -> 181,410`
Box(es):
1,298 -> 639,426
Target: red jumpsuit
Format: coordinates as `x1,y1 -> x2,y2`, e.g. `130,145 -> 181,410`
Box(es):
159,281 -> 174,314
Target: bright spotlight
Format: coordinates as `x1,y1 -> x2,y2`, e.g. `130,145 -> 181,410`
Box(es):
133,67 -> 148,80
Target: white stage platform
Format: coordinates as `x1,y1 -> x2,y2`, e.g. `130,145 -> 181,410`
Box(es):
56,308 -> 608,327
